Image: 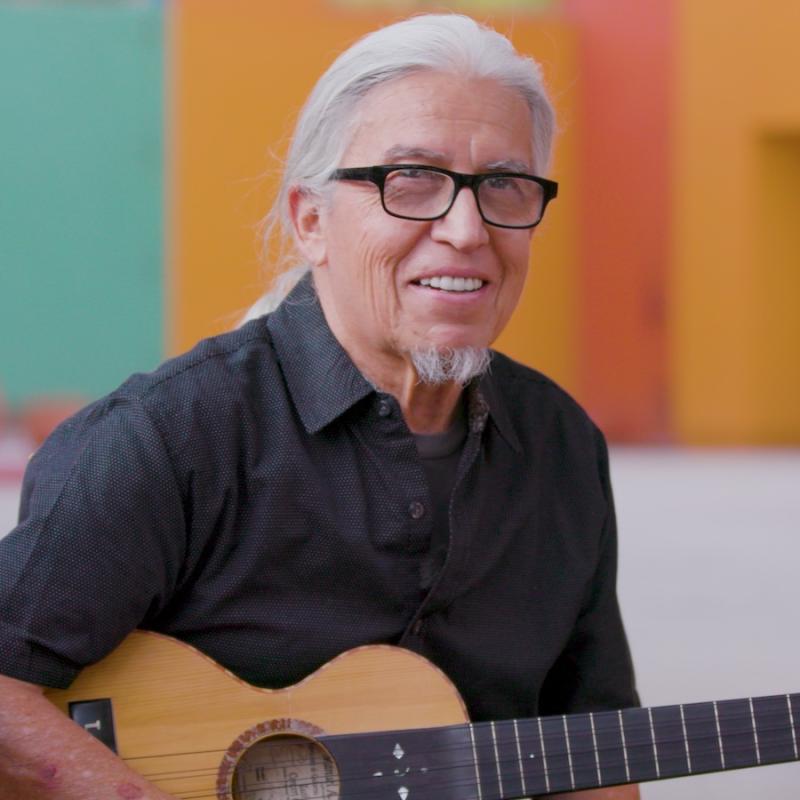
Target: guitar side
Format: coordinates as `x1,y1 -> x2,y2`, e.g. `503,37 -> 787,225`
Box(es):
45,631 -> 468,799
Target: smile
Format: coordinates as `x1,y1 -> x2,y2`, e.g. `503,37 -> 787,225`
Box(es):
417,276 -> 485,292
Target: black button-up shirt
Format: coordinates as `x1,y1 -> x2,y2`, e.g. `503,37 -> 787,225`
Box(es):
0,275 -> 637,721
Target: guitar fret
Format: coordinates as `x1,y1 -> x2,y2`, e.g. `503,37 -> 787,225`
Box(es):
716,698 -> 759,770
468,723 -> 483,800
750,697 -> 762,764
752,694 -> 798,765
789,695 -> 799,760
620,707 -> 658,783
539,714 -> 577,793
590,713 -> 602,785
618,710 -> 631,783
562,716 -> 576,790
683,701 -> 724,774
562,712 -> 604,790
647,707 -> 660,778
713,701 -> 726,770
679,704 -> 692,773
591,709 -> 628,786
538,716 -> 551,794
517,717 -> 549,796
651,704 -> 690,778
513,719 -> 527,796
490,722 -> 503,797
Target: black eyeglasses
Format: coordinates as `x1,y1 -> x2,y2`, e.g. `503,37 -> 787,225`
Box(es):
329,164 -> 558,229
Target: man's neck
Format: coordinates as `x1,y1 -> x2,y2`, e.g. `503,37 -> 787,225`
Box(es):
393,375 -> 464,434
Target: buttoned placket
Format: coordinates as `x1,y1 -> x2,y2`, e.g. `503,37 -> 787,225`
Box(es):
367,393 -> 432,558
400,387 -> 489,642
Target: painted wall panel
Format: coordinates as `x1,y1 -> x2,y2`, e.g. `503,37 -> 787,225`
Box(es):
0,2 -> 164,405
562,0 -> 673,442
753,134 -> 800,441
673,0 -> 800,443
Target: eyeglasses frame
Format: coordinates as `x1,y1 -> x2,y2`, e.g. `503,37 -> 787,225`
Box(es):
329,164 -> 559,229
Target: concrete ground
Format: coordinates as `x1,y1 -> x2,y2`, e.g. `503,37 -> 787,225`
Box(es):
1,447 -> 798,797
612,448 -> 799,798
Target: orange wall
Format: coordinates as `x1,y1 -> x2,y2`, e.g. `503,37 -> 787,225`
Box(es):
672,0 -> 800,443
169,1 -> 582,394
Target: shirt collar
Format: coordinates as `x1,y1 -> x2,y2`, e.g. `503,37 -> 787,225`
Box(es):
267,273 -> 374,434
267,271 -> 523,452
474,367 -> 523,454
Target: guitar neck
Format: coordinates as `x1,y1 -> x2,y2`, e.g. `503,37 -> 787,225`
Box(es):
323,693 -> 800,798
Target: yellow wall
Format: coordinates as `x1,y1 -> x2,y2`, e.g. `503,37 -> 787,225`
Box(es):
169,2 -> 581,394
673,0 -> 800,442
491,22 -> 579,393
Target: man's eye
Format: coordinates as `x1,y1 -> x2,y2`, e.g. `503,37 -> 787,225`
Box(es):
395,169 -> 436,180
485,175 -> 514,190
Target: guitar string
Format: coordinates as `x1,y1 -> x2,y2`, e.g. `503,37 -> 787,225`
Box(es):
164,736 -> 800,800
133,711 -> 800,786
163,734 -> 800,800
127,703 -> 798,776
130,715 -> 800,799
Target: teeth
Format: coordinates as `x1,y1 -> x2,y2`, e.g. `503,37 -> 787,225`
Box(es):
419,276 -> 484,292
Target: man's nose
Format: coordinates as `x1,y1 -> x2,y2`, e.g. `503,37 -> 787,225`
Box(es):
431,186 -> 490,251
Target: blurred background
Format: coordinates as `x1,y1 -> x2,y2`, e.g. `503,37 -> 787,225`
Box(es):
0,1 -> 798,796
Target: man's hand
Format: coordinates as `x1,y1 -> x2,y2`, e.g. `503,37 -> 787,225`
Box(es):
0,673 -> 176,800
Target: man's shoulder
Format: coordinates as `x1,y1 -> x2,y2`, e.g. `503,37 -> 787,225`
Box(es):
119,317 -> 275,403
44,319 -> 281,454
490,352 -> 593,419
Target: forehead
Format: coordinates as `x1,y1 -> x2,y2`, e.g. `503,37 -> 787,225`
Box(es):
342,71 -> 535,171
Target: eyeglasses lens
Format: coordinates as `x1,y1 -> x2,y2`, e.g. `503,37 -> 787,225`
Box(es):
383,169 -> 452,219
478,176 -> 544,227
382,168 -> 544,227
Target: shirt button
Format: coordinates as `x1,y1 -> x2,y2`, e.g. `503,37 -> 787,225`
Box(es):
378,400 -> 392,417
408,501 -> 425,519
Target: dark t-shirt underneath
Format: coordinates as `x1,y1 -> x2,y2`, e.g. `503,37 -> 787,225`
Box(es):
413,400 -> 468,591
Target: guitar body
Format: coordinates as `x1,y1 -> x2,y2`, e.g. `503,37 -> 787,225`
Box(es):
45,631 -> 468,800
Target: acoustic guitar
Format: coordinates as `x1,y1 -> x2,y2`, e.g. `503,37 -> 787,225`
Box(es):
45,631 -> 798,800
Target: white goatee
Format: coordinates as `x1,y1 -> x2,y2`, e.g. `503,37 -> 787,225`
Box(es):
410,346 -> 493,386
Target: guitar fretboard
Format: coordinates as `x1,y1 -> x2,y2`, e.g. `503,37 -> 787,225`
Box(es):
324,693 -> 800,799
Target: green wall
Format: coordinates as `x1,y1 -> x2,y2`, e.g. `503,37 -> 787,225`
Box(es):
0,1 -> 164,405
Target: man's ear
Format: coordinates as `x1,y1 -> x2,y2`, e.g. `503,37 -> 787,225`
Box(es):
288,185 -> 328,267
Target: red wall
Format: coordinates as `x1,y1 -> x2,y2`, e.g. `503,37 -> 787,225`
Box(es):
563,0 -> 674,441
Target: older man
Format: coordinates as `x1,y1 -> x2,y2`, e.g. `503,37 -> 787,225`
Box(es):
0,14 -> 638,800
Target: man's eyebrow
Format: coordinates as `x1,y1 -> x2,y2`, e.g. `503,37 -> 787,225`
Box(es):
380,148 -> 533,173
484,159 -> 533,173
382,146 -> 447,162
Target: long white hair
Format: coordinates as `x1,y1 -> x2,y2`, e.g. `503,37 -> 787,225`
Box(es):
242,13 -> 556,322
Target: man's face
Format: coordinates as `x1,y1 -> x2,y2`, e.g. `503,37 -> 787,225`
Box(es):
306,71 -> 537,373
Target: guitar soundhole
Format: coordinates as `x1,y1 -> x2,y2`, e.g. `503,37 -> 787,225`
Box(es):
231,734 -> 340,800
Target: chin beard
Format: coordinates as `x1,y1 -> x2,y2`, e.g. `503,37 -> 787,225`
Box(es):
410,346 -> 493,386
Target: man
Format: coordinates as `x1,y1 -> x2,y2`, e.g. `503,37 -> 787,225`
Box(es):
0,14 -> 638,799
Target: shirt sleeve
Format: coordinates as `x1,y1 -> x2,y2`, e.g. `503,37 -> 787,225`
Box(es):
0,394 -> 186,688
538,427 -> 640,715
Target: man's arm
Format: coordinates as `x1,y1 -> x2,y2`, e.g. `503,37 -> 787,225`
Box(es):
0,674 -> 175,800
